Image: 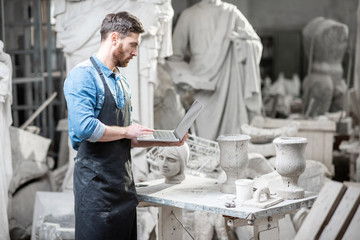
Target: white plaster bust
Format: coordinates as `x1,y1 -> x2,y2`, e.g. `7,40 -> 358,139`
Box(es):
157,143 -> 190,184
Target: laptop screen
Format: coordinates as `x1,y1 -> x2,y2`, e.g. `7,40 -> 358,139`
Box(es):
174,99 -> 204,139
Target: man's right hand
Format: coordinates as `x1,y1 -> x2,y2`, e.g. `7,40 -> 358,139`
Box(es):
98,123 -> 153,142
126,123 -> 154,138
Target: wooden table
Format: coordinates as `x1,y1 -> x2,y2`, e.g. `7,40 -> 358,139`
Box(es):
137,175 -> 317,240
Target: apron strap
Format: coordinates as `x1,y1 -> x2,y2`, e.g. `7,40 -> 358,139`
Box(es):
90,56 -> 107,85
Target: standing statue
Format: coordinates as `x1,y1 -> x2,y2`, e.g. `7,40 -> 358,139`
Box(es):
302,17 -> 349,117
119,0 -> 176,181
0,40 -> 13,240
154,64 -> 185,130
165,0 -> 263,140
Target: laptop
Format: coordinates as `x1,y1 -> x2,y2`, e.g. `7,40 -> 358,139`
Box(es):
137,99 -> 204,142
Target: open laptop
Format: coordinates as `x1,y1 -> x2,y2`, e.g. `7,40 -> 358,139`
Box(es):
137,99 -> 204,142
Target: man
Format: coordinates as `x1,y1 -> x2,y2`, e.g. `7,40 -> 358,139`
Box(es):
64,11 -> 187,240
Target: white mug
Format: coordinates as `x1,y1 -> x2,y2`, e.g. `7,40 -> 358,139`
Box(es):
235,179 -> 254,203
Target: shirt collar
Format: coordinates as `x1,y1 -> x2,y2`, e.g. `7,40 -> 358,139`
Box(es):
92,54 -> 116,78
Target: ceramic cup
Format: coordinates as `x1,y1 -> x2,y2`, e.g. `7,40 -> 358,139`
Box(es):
235,179 -> 254,203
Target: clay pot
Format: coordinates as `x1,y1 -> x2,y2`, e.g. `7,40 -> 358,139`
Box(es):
217,134 -> 250,194
273,137 -> 308,199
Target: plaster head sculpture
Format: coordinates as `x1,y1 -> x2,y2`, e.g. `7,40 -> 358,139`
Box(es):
157,142 -> 190,184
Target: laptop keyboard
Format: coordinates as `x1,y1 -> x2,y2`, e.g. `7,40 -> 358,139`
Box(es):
153,131 -> 176,139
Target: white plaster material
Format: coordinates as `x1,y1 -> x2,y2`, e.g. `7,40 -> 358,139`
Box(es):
136,207 -> 158,240
9,178 -> 52,239
302,17 -> 349,117
31,191 -> 74,240
262,73 -> 301,118
253,187 -> 271,202
242,118 -> 300,158
8,127 -> 51,195
60,137 -> 76,192
137,174 -> 317,239
241,121 -> 300,144
193,211 -> 228,240
120,0 -> 174,129
0,40 -> 12,240
248,142 -> 277,157
7,127 -> 51,239
251,115 -> 336,175
157,143 -> 190,184
184,134 -> 221,178
166,0 -> 263,140
253,171 -> 283,195
154,64 -> 185,130
240,187 -> 284,209
217,134 -> 250,194
235,179 -> 254,203
273,137 -> 308,199
254,159 -> 329,196
298,160 -> 330,193
243,152 -> 274,179
292,207 -> 310,232
278,214 -> 297,240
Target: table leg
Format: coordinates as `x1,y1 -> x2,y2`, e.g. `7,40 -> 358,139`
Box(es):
253,221 -> 279,240
227,214 -> 284,240
158,206 -> 183,240
356,154 -> 360,182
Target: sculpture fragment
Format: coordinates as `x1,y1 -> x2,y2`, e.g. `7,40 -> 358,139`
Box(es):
302,17 -> 349,117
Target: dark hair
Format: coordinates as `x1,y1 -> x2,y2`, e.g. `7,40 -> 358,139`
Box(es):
100,11 -> 145,41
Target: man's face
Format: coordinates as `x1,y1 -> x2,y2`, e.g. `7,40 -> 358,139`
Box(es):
157,149 -> 181,178
113,32 -> 140,67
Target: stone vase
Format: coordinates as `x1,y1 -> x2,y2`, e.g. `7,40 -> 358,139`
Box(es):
217,134 -> 250,194
273,137 -> 308,199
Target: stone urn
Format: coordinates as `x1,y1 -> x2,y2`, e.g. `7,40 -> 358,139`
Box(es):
217,134 -> 251,194
273,137 -> 308,199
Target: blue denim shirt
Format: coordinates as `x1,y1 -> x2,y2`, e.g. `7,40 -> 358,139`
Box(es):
64,55 -> 132,150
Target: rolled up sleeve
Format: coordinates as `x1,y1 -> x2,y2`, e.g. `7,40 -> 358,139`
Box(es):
64,67 -> 105,146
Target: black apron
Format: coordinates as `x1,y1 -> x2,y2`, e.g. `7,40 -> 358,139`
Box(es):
73,57 -> 138,240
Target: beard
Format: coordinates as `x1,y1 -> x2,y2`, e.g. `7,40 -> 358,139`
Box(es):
113,44 -> 132,67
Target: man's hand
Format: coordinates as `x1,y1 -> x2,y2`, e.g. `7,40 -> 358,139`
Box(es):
125,123 -> 154,138
98,123 -> 153,142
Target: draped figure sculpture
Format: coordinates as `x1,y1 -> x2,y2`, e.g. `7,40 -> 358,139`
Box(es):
0,40 -> 13,240
118,0 -> 175,182
165,0 -> 263,140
